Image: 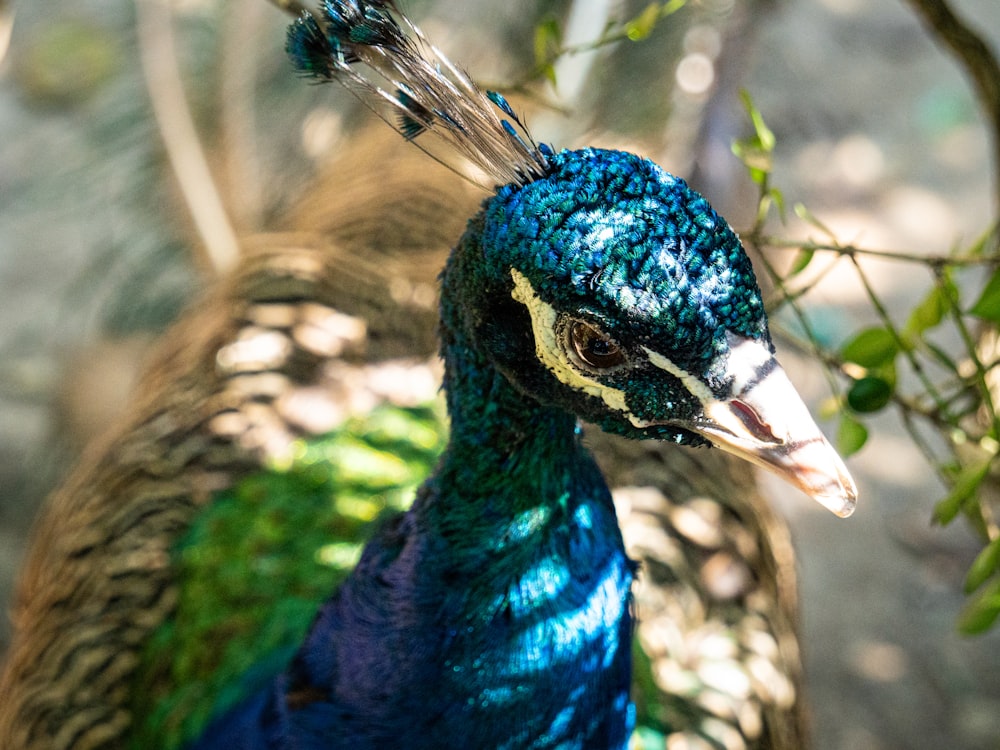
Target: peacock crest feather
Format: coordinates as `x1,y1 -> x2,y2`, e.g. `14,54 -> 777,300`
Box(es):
287,0 -> 550,186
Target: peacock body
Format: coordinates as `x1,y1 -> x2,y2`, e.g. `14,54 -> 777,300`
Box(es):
0,2 -> 856,748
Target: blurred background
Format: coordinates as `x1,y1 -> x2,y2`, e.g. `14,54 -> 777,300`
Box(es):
1,0 -> 999,747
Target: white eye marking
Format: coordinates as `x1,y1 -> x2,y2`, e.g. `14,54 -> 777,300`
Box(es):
642,347 -> 715,406
645,337 -> 789,443
510,269 -> 647,424
644,336 -> 775,406
724,332 -> 774,392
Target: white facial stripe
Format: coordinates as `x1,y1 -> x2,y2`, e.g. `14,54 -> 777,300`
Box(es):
509,269 -> 649,426
724,334 -> 775,394
642,347 -> 715,405
645,339 -> 780,440
644,345 -> 766,442
644,338 -> 777,403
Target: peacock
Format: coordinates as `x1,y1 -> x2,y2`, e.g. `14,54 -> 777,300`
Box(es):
0,1 -> 857,748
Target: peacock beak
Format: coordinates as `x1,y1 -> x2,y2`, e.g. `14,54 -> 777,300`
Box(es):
645,335 -> 858,517
697,363 -> 858,518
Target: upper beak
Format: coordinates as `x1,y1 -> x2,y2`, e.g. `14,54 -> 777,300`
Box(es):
650,337 -> 858,517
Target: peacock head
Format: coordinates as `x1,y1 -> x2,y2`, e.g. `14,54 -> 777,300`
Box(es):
455,147 -> 857,517
285,0 -> 856,517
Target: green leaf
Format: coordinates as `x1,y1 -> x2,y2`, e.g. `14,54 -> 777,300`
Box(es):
533,17 -> 562,73
904,284 -> 949,339
970,266 -> 1000,323
958,576 -> 1000,635
933,457 -> 992,526
768,186 -> 787,221
660,0 -> 688,17
964,224 -> 997,259
965,538 -> 1000,594
961,495 -> 991,540
786,247 -> 814,277
731,141 -> 770,185
841,327 -> 899,369
846,376 -> 892,413
837,414 -> 868,456
625,3 -> 661,41
739,90 -> 775,152
732,90 -> 776,185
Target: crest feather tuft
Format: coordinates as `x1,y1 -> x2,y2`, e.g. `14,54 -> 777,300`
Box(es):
286,0 -> 550,186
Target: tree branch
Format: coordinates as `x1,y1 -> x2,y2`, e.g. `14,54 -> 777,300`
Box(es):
902,0 -> 1000,217
135,0 -> 241,274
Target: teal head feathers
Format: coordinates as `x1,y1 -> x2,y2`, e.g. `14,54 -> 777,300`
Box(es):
287,0 -> 857,517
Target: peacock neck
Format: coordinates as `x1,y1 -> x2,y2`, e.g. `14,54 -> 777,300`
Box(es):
367,239 -> 637,746
444,336 -> 580,477
272,228 -> 636,749
414,243 -> 602,569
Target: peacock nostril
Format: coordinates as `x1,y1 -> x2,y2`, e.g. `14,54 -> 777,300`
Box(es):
730,398 -> 780,444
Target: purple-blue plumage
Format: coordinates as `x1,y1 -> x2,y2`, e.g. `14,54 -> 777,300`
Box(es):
192,374 -> 636,747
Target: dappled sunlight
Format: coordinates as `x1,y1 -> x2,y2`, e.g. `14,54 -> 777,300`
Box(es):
675,53 -> 714,96
2,0 -> 1000,747
614,483 -> 800,748
505,553 -> 629,676
848,640 -> 909,683
881,185 -> 963,251
792,134 -> 885,194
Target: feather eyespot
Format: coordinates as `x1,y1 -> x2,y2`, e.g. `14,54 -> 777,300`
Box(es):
567,320 -> 625,370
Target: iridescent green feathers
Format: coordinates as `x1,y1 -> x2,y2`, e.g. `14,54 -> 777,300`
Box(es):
286,0 -> 550,186
131,403 -> 445,749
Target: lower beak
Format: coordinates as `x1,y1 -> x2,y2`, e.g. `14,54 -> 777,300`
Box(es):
692,357 -> 857,517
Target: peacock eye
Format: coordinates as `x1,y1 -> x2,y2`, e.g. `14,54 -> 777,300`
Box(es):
568,320 -> 625,369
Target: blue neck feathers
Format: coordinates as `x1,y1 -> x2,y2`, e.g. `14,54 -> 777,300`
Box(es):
190,213 -> 636,750
301,220 -> 634,747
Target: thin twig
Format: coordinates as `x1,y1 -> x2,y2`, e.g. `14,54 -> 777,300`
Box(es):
770,252 -> 848,303
937,265 -> 1000,439
899,405 -> 954,485
761,236 -> 998,267
503,0 -> 687,92
134,0 -> 240,274
848,254 -> 951,416
749,238 -> 844,398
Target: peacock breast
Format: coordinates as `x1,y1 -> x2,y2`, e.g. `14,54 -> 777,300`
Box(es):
297,491 -> 636,748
